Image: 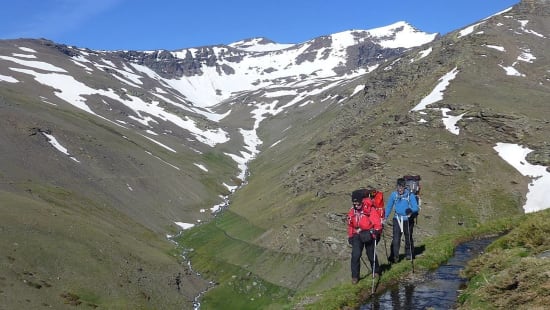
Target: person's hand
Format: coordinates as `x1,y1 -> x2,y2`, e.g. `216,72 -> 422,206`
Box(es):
369,229 -> 377,241
406,208 -> 412,217
381,218 -> 386,225
348,237 -> 353,245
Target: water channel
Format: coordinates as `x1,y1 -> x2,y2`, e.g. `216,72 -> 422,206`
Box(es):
361,237 -> 496,310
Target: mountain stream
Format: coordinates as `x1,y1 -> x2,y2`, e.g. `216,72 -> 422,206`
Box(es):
361,236 -> 497,310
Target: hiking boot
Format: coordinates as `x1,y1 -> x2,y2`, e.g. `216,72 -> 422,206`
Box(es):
351,278 -> 358,285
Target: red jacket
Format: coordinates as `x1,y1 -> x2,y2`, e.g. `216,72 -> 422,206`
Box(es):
347,203 -> 383,238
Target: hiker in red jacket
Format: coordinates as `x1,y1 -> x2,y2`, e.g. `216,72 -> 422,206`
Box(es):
347,191 -> 383,284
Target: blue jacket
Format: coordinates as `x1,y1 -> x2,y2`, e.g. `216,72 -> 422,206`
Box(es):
384,189 -> 419,221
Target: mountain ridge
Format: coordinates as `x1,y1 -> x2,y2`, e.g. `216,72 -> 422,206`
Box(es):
0,19 -> 439,309
1,0 -> 549,308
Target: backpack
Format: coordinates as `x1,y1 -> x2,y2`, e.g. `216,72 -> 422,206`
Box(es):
364,188 -> 384,217
402,175 -> 421,207
351,188 -> 385,219
403,174 -> 420,193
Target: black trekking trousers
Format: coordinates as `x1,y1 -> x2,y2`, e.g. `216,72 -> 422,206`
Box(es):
390,217 -> 415,261
350,234 -> 380,279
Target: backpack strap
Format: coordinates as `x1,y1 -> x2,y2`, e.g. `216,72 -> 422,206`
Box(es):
396,215 -> 404,233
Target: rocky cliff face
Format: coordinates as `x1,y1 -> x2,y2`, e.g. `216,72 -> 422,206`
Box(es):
111,22 -> 434,82
518,0 -> 550,14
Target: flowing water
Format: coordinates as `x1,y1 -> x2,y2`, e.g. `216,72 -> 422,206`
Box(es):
361,237 -> 496,310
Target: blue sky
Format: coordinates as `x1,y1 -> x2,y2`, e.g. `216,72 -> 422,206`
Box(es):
1,0 -> 520,51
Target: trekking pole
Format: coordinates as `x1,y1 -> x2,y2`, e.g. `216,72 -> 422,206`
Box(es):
372,238 -> 377,295
417,197 -> 421,226
406,222 -> 415,273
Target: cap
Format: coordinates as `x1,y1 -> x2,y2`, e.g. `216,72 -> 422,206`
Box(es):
351,191 -> 364,203
397,178 -> 406,188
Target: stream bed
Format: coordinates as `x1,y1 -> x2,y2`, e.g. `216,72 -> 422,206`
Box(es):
361,237 -> 496,310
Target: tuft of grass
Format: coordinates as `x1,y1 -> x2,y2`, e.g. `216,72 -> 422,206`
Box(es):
457,208 -> 550,310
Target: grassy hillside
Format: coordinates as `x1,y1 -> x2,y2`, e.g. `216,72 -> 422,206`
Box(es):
0,74 -> 221,308
175,2 -> 550,307
457,208 -> 550,309
1,1 -> 548,309
0,189 -> 208,309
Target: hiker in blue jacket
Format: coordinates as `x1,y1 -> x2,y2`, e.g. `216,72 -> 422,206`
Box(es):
383,178 -> 419,263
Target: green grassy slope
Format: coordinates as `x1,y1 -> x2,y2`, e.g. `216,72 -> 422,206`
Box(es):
176,3 -> 550,307
0,189 -> 207,309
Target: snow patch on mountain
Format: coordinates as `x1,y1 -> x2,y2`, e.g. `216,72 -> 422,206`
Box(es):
364,21 -> 437,48
228,37 -> 294,52
165,22 -> 436,110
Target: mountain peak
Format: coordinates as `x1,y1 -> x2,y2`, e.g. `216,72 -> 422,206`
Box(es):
325,21 -> 437,50
365,21 -> 438,48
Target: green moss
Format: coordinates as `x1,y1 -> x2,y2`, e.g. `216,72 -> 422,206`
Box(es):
176,214 -> 294,309
457,209 -> 550,309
